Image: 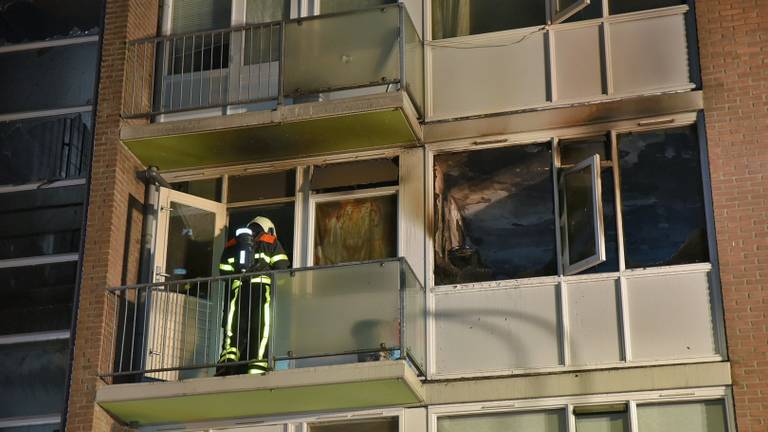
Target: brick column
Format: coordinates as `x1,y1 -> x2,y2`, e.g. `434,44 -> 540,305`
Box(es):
696,1 -> 768,431
65,0 -> 158,430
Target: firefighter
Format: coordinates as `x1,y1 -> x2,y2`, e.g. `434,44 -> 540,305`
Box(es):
216,216 -> 290,376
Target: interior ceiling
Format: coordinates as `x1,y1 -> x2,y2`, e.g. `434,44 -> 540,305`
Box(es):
124,110 -> 417,171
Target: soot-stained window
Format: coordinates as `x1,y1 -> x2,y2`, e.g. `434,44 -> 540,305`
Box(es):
434,143 -> 556,285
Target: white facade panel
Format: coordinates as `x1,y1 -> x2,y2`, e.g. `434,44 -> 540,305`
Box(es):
609,13 -> 690,95
566,278 -> 622,366
433,283 -> 561,375
553,24 -> 604,102
626,269 -> 717,361
429,30 -> 548,120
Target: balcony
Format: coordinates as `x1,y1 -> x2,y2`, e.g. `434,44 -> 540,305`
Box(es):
96,258 -> 426,427
120,4 -> 424,171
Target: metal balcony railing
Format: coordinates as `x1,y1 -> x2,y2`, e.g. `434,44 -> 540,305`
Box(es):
122,4 -> 424,119
101,258 -> 426,382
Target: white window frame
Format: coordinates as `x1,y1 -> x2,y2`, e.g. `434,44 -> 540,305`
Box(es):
558,153 -> 606,275
429,387 -> 734,432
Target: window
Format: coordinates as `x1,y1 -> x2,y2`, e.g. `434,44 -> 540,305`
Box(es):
438,410 -> 566,432
0,186 -> 85,260
433,143 -> 557,285
227,169 -> 295,202
608,0 -> 685,15
618,125 -> 708,269
0,42 -> 99,114
0,0 -> 101,46
228,203 -> 295,261
574,404 -> 628,432
636,400 -> 727,432
309,418 -> 398,432
0,112 -> 92,186
310,159 -> 398,193
318,0 -> 397,14
171,177 -> 222,202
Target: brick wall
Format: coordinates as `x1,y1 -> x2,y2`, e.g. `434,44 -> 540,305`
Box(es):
65,0 -> 158,429
696,1 -> 768,431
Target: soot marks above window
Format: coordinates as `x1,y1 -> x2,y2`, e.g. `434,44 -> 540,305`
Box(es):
310,158 -> 398,193
434,143 -> 557,285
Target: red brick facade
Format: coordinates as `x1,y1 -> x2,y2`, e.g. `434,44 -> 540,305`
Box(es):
65,0 -> 156,429
696,1 -> 768,431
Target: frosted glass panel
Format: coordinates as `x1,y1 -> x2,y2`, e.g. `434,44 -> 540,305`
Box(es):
272,260 -> 401,358
576,413 -> 628,432
434,284 -> 561,374
609,14 -> 690,95
438,410 -> 566,432
627,270 -> 717,360
430,30 -> 547,119
403,261 -> 426,371
637,400 -> 727,432
554,24 -> 603,101
284,6 -> 400,96
567,279 -> 622,365
404,12 -> 424,116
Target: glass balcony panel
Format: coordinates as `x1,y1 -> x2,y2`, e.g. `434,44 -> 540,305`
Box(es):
404,12 -> 424,116
283,6 -> 400,97
272,260 -> 401,360
403,261 -> 426,372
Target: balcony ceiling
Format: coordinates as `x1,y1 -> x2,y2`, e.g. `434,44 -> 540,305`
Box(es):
121,92 -> 421,171
97,360 -> 424,427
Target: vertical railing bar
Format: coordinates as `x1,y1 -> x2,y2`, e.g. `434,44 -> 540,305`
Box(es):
140,42 -> 148,115
118,289 -> 128,373
208,33 -> 214,106
160,40 -> 168,114
169,37 -> 176,111
180,36 -> 186,109
268,24 -> 274,98
236,277 -> 243,367
247,280 -> 254,368
247,26 -> 254,102
256,25 -> 263,101
179,281 -> 188,371
199,34 -> 205,107
129,285 -> 141,371
108,291 -> 118,377
204,280 -> 211,369
158,283 -> 169,375
128,44 -> 137,116
189,34 -> 195,107
278,22 -> 285,105
193,280 -> 201,366
219,31 -> 225,105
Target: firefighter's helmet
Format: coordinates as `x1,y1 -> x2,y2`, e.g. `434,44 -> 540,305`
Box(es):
248,216 -> 276,237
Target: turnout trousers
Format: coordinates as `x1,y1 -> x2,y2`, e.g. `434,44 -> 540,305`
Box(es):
216,275 -> 272,376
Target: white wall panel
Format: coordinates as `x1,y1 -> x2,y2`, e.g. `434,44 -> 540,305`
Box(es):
566,278 -> 622,366
626,270 -> 717,361
609,13 -> 690,95
553,24 -> 604,102
429,30 -> 547,120
434,283 -> 561,375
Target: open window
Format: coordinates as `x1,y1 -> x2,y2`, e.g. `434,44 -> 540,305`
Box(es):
558,154 -> 605,275
552,0 -> 591,24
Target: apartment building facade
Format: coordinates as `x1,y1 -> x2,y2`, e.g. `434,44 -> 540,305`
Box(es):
0,0 -> 104,430
9,0 -> 764,431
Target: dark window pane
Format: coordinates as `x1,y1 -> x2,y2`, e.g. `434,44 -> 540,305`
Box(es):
564,164 -> 597,264
310,159 -> 398,193
0,261 -> 77,335
0,112 -> 92,186
609,0 -> 684,15
0,338 -> 69,418
561,135 -> 610,165
0,42 -> 98,114
170,0 -> 232,33
314,195 -> 397,266
228,169 -> 295,202
0,424 -> 61,432
0,186 -> 85,259
0,0 -> 101,46
434,144 -> 556,284
432,0 -> 546,39
319,0 -> 396,14
171,177 -> 222,202
310,418 -> 398,432
619,125 -> 708,268
563,0 -> 603,23
228,203 -> 294,263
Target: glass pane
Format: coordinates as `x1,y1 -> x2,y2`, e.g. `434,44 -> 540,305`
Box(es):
246,0 -> 285,23
310,418 -> 397,432
0,186 -> 85,260
403,261 -> 425,371
170,0 -> 232,33
0,112 -> 92,186
0,0 -> 101,46
404,9 -> 424,116
227,170 -> 295,202
434,143 -> 556,284
0,261 -> 77,335
310,159 -> 398,192
0,424 -> 62,432
619,125 -> 708,268
564,164 -> 597,265
561,136 -> 610,165
272,260 -> 401,359
0,338 -> 69,418
437,410 -> 566,432
576,412 -> 628,432
432,0 -> 546,39
284,6 -> 400,96
314,194 -> 397,265
171,178 -> 222,202
637,400 -> 727,432
0,42 -> 98,114
227,203 -> 294,263
319,0 -> 396,14
164,202 -> 216,280
563,0 -> 602,23
609,0 -> 684,15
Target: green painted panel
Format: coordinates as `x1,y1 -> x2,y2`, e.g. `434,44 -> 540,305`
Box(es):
100,378 -> 421,426
125,110 -> 416,171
